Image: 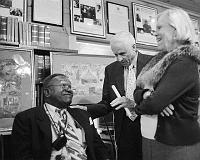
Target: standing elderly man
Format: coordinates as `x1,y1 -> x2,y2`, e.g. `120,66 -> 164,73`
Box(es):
12,73 -> 110,160
86,31 -> 153,160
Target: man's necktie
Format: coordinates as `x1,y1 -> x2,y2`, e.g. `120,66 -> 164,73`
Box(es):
125,65 -> 138,121
56,110 -> 87,160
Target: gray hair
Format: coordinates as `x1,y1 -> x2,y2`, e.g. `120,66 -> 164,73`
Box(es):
158,8 -> 195,44
110,31 -> 136,50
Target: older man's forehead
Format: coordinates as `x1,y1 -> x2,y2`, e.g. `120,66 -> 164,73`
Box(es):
51,76 -> 71,84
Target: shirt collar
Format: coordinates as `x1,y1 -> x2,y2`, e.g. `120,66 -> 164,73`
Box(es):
45,103 -> 57,114
44,103 -> 65,119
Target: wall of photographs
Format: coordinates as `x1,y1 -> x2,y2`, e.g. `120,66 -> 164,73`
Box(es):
0,0 -> 199,50
64,0 -> 200,52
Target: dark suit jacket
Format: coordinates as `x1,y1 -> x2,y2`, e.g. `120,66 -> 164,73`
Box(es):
12,106 -> 109,160
87,53 -> 152,148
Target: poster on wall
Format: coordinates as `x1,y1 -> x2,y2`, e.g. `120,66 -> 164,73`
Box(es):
106,2 -> 129,34
70,0 -> 106,38
132,3 -> 157,46
51,53 -> 115,104
0,48 -> 34,133
0,0 -> 24,21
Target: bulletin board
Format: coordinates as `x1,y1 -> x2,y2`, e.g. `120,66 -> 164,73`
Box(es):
0,47 -> 34,133
50,52 -> 115,104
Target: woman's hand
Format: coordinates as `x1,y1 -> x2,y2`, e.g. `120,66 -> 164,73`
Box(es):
143,90 -> 152,99
142,90 -> 174,116
160,104 -> 174,116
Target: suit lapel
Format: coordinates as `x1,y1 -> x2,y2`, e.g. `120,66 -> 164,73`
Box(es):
35,106 -> 52,146
111,62 -> 126,141
67,108 -> 92,142
136,53 -> 143,77
114,62 -> 125,96
136,53 -> 153,77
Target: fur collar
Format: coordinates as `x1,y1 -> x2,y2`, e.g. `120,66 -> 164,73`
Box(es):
136,45 -> 200,90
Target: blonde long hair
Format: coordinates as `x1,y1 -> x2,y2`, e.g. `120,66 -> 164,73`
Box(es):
158,8 -> 195,44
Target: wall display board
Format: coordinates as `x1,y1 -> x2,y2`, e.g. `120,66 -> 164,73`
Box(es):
51,53 -> 115,104
0,0 -> 24,21
106,2 -> 129,34
0,48 -> 34,133
132,3 -> 157,46
33,0 -> 63,25
70,0 -> 106,38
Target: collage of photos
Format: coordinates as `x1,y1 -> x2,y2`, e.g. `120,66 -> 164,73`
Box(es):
71,0 -> 105,38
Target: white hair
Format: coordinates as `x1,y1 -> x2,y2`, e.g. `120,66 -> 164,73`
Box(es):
110,31 -> 136,50
158,8 -> 195,44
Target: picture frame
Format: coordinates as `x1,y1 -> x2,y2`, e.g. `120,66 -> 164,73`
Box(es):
132,3 -> 157,46
32,0 -> 63,26
191,18 -> 200,48
0,0 -> 25,21
106,2 -> 130,34
50,52 -> 115,104
70,0 -> 106,38
0,47 -> 34,133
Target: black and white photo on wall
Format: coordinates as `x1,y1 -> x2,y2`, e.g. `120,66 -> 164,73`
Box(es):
132,3 -> 157,46
106,2 -> 129,34
70,0 -> 106,38
191,18 -> 200,49
0,0 -> 24,21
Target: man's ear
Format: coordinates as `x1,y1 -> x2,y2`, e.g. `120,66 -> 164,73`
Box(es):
44,88 -> 51,97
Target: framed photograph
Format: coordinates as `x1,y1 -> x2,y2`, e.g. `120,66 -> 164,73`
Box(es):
191,18 -> 200,48
106,2 -> 129,34
70,0 -> 106,38
33,0 -> 63,26
0,0 -> 24,21
132,3 -> 157,46
0,47 -> 34,133
50,53 -> 115,104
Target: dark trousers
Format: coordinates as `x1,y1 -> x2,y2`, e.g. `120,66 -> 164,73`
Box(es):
142,137 -> 200,160
117,116 -> 142,160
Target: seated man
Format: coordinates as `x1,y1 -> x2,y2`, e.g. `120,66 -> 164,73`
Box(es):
12,73 -> 110,160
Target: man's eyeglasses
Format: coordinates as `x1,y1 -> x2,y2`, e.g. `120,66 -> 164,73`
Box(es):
47,84 -> 76,91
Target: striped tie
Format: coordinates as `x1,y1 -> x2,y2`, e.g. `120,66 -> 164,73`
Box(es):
58,111 -> 87,160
